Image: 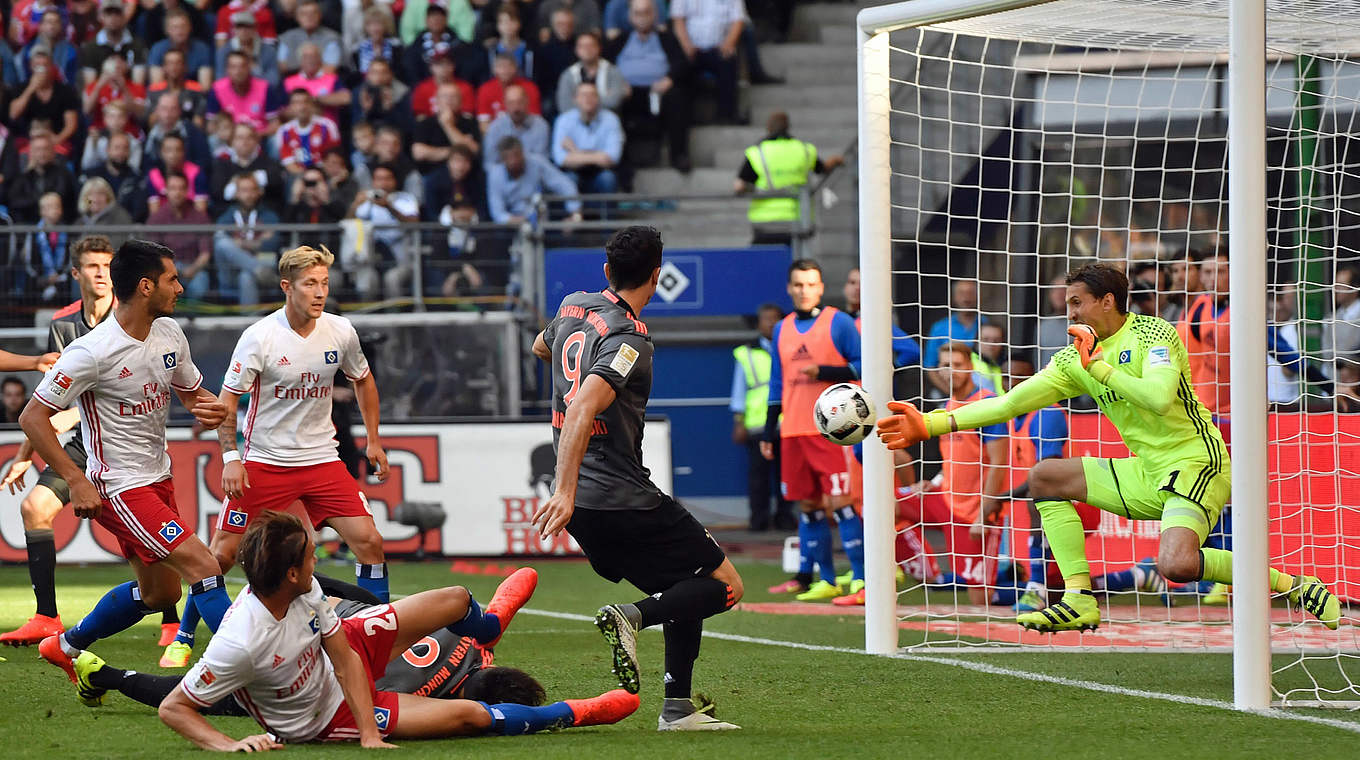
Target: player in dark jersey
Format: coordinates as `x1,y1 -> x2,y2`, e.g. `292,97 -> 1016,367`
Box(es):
0,236 -> 182,647
69,569 -> 547,713
530,226 -> 746,732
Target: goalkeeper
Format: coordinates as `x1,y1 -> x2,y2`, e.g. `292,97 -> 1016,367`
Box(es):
877,263 -> 1341,632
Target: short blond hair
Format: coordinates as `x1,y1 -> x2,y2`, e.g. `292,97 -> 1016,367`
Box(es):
278,244 -> 335,282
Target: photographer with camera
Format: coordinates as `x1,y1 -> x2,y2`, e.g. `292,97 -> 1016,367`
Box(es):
347,164 -> 419,301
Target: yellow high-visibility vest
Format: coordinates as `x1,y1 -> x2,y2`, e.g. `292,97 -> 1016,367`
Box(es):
745,137 -> 816,223
733,343 -> 773,429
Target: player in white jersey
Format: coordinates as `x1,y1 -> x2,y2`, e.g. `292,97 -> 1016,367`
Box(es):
159,511 -> 640,750
18,239 -> 237,686
160,245 -> 392,668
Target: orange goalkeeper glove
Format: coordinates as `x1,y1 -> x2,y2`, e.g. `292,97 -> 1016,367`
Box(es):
1066,324 -> 1103,369
876,401 -> 950,450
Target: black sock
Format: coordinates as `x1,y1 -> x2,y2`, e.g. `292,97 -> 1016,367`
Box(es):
662,619 -> 703,700
315,571 -> 383,605
104,669 -> 247,716
633,578 -> 733,629
86,665 -> 130,691
794,571 -> 813,588
25,529 -> 58,618
160,606 -> 180,625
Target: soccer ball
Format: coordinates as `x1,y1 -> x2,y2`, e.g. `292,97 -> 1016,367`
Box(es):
813,383 -> 876,446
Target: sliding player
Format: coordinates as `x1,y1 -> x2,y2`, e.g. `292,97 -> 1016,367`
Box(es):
161,245 -> 391,668
877,263 -> 1340,631
158,512 -> 637,749
20,240 -> 236,682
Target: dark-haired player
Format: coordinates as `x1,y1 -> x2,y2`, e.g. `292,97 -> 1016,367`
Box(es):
156,512 -> 636,750
20,239 -> 236,683
531,225 -> 745,731
878,262 -> 1341,631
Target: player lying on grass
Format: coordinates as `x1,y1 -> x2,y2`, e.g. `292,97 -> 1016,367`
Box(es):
876,262 -> 1341,633
74,567 -> 552,714
156,511 -> 637,750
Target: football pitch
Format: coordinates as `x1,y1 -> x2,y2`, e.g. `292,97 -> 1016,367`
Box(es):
1,559 -> 1358,759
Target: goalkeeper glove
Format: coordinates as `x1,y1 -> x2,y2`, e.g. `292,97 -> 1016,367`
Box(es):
1067,324 -> 1115,383
876,401 -> 951,450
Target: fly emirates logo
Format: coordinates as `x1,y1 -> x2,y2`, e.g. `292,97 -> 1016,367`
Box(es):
274,371 -> 333,401
119,382 -> 172,416
277,645 -> 323,698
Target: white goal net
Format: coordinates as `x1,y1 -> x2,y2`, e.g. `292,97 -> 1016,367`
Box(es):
857,0 -> 1360,707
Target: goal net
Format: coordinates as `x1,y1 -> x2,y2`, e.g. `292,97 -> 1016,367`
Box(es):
856,0 -> 1360,707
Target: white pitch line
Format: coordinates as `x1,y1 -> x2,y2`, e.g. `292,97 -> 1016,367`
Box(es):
519,608 -> 1360,736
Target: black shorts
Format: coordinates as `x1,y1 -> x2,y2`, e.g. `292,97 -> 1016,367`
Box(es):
567,496 -> 727,595
34,436 -> 87,505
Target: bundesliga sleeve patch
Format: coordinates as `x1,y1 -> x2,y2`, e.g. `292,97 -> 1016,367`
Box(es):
1148,346 -> 1171,367
50,371 -> 74,397
610,343 -> 640,378
197,668 -> 216,687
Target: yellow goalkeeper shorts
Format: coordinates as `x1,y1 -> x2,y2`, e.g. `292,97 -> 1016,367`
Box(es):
1080,456 -> 1231,543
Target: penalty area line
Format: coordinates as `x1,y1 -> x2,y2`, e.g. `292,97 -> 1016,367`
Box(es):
519,607 -> 1360,736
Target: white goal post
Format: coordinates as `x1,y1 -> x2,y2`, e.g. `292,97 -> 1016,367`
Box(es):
856,0 -> 1358,711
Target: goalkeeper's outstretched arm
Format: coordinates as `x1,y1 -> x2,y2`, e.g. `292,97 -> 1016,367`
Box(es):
877,369 -> 1076,450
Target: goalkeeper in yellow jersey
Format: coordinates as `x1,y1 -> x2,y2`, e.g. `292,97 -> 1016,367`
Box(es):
877,263 -> 1341,632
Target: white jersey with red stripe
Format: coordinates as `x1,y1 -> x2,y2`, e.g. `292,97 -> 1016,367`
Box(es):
32,315 -> 203,498
181,577 -> 345,743
222,309 -> 370,467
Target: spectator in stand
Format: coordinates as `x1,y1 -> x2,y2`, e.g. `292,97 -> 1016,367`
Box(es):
2,377 -> 26,424
477,52 -> 542,129
349,121 -> 377,185
539,0 -> 602,37
481,82 -> 550,171
80,100 -> 142,171
22,192 -> 71,302
80,130 -> 145,219
972,322 -> 1006,393
399,0 -> 472,45
148,9 -> 213,89
922,278 -> 986,395
145,90 -> 213,169
18,10 -> 79,84
322,147 -> 362,210
1266,286 -> 1316,405
149,48 -> 209,125
412,82 -> 481,174
1337,356 -> 1360,412
535,8 -> 577,118
424,143 -> 486,222
0,41 -> 16,89
354,56 -> 413,130
278,0 -> 344,76
733,111 -> 842,243
214,12 -> 281,87
556,31 -> 624,115
286,164 -> 348,232
207,111 -> 236,160
208,49 -> 287,137
670,0 -> 742,123
7,50 -> 80,155
8,132 -> 78,223
551,80 -> 623,193
370,125 -> 424,197
347,162 -> 421,300
1037,272 -> 1068,366
405,3 -> 485,85
277,89 -> 342,175
608,0 -> 690,171
75,176 -> 135,248
9,0 -> 69,48
487,135 -> 581,224
211,121 -> 287,211
603,0 -> 666,38
0,122 -> 16,200
488,5 -> 535,80
82,53 -> 146,129
64,0 -> 98,46
146,171 -> 214,298
1182,250 -> 1231,418
79,0 -> 146,86
145,132 -> 211,214
284,43 -> 352,124
1322,264 -> 1360,376
411,50 -> 475,120
215,0 -> 279,45
354,6 -> 403,79
137,0 -> 213,50
213,172 -> 281,306
1159,248 -> 1203,324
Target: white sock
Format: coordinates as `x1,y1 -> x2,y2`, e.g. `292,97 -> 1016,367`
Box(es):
58,633 -> 80,657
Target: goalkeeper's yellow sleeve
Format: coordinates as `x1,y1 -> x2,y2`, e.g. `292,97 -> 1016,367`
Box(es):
1087,360 -> 1179,416
940,371 -> 1074,433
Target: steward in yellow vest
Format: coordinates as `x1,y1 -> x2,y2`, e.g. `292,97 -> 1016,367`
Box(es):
734,112 -> 843,244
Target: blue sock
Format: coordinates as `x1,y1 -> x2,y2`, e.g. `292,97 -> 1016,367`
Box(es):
1101,568 -> 1138,592
835,506 -> 865,581
806,511 -> 836,584
479,700 -> 575,734
446,594 -> 501,644
65,581 -> 152,650
188,576 -> 231,631
1027,535 -> 1045,588
796,512 -> 815,574
357,562 -> 390,603
174,596 -> 201,645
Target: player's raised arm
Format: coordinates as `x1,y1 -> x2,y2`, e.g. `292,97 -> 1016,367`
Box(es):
0,348 -> 60,373
1074,326 -> 1179,415
533,374 -> 617,538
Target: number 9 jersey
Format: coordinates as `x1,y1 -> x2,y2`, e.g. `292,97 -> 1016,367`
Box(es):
543,289 -> 662,511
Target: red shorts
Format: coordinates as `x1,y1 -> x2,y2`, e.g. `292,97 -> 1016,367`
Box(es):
218,460 -> 369,534
317,604 -> 402,741
99,479 -> 192,564
780,435 -> 851,503
898,491 -> 1001,587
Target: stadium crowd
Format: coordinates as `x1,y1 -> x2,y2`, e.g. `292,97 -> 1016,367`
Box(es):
0,0 -> 784,305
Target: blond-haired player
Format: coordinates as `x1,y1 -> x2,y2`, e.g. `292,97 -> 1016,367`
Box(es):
161,245 -> 392,667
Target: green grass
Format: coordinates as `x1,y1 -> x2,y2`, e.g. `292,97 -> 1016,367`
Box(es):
1,559 -> 1357,758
